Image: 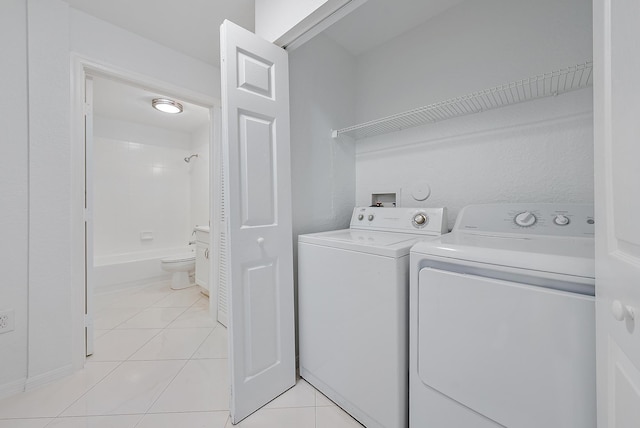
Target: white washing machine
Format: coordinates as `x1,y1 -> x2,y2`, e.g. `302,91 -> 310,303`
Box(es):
299,206 -> 447,428
410,203 -> 596,428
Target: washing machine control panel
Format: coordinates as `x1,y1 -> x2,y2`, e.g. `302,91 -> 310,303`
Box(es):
350,207 -> 448,235
455,203 -> 594,237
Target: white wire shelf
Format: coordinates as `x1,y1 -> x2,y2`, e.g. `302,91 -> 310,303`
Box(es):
332,60 -> 593,140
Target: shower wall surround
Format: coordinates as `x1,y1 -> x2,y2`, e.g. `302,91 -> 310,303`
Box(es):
93,116 -> 208,285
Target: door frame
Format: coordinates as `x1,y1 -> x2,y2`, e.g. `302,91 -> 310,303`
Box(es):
70,54 -> 220,368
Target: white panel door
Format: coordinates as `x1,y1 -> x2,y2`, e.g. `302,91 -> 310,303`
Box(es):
220,20 -> 296,424
84,76 -> 95,357
594,1 -> 640,427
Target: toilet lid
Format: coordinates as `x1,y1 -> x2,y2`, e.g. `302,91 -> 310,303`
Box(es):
162,253 -> 195,263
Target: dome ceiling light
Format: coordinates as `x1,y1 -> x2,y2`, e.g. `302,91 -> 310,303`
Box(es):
152,98 -> 183,114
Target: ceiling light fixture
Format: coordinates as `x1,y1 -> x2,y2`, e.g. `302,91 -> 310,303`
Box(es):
152,98 -> 183,114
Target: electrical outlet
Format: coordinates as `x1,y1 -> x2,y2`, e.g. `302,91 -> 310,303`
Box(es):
0,309 -> 15,334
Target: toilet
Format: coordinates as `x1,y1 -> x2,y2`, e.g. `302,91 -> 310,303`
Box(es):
161,253 -> 196,290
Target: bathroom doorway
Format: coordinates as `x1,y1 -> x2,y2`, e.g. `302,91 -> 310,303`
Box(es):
71,58 -> 222,365
87,73 -> 215,353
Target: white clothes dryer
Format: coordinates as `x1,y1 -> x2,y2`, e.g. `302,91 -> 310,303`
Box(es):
298,206 -> 447,428
410,203 -> 596,428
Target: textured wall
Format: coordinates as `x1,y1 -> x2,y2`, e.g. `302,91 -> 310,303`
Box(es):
27,0 -> 73,382
255,0 -> 328,42
289,34 -> 357,238
353,0 -> 594,226
0,0 -> 29,397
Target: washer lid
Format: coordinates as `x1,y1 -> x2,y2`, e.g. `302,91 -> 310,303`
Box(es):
299,229 -> 432,258
411,231 -> 595,279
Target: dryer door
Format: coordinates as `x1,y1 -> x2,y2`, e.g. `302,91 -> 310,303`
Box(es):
417,267 -> 595,428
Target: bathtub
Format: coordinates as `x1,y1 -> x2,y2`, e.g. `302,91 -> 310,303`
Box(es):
93,247 -> 194,288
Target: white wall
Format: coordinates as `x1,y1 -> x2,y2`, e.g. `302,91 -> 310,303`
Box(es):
255,0 -> 354,43
289,34 -> 357,239
255,0 -> 327,42
0,0 -> 221,395
93,118 -> 192,261
27,0 -> 73,384
355,0 -> 593,123
190,124 -> 211,229
0,0 -> 29,398
69,9 -> 220,100
353,0 -> 594,226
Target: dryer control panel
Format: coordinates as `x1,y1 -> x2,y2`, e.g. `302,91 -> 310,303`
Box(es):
454,203 -> 594,237
350,207 -> 448,235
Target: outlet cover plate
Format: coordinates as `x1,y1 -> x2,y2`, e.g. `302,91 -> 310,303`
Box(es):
0,309 -> 15,334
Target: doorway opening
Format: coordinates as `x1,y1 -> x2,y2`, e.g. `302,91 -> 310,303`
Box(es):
87,72 -> 219,350
71,57 -> 224,367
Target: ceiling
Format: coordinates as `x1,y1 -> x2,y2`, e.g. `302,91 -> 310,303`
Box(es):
63,0 -> 255,66
93,76 -> 210,134
323,0 -> 465,56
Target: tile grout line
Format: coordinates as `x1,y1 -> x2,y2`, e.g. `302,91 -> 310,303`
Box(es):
50,359 -> 126,421
55,282 -> 176,423
130,286 -> 200,424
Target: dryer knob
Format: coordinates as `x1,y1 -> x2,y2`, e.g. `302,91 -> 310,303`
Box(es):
413,213 -> 428,226
368,214 -> 375,221
357,214 -> 364,221
554,215 -> 570,226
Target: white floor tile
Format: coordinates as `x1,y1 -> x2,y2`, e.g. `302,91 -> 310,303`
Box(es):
1,281 -> 345,426
60,360 -> 186,416
316,406 -> 364,428
265,379 -> 316,409
116,308 -> 186,329
149,359 -> 229,413
137,411 -> 228,428
225,407 -> 315,428
129,328 -> 211,360
95,289 -> 165,310
106,292 -> 168,309
93,330 -> 110,340
90,329 -> 161,362
166,306 -> 216,329
192,325 -> 228,359
0,362 -> 119,419
44,415 -> 142,428
0,419 -> 52,428
93,307 -> 142,330
151,287 -> 202,308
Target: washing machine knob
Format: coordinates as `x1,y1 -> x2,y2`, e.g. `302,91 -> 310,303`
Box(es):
368,214 -> 375,221
357,214 -> 364,221
554,215 -> 570,226
514,211 -> 537,227
413,213 -> 428,226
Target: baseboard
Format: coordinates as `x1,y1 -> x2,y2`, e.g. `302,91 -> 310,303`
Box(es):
25,364 -> 74,391
0,377 -> 27,400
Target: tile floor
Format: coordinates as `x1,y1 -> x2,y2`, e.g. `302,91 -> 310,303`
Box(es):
0,280 -> 363,428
